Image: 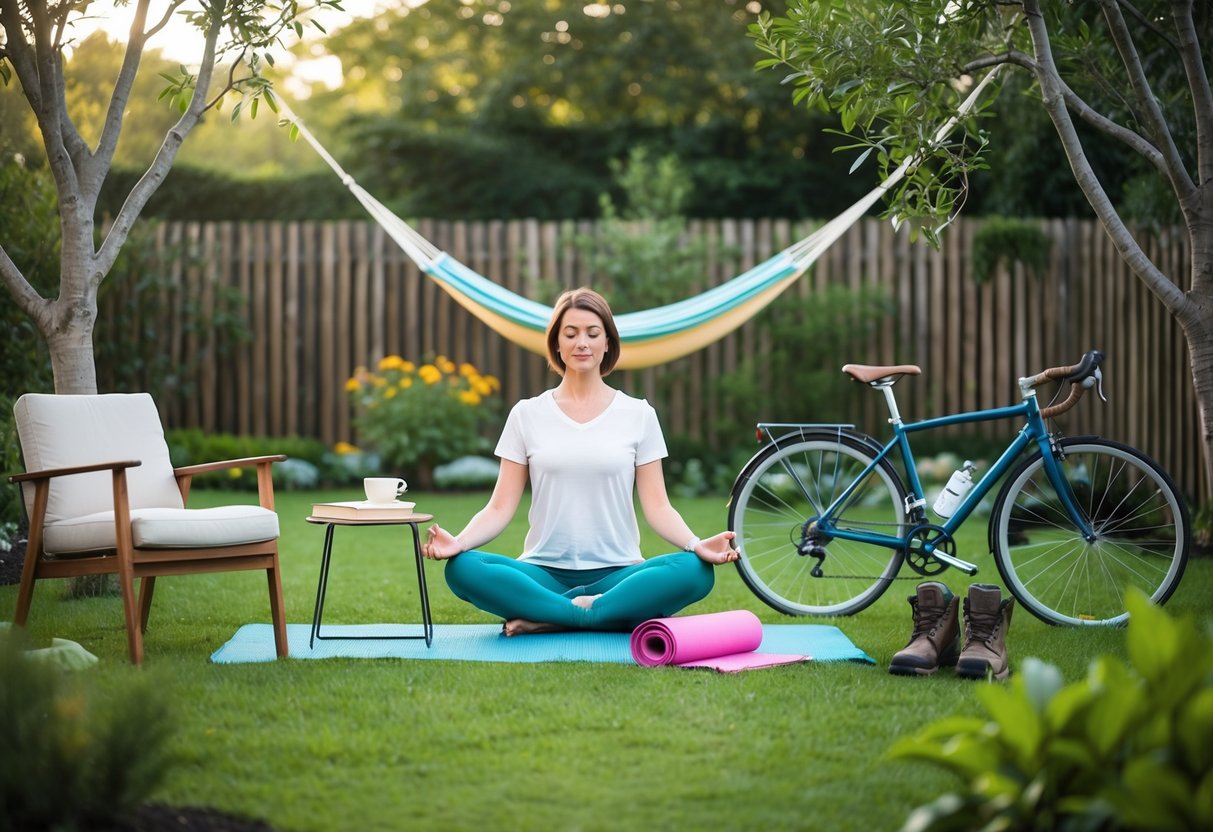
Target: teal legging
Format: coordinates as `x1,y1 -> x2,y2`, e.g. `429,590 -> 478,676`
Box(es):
444,551 -> 715,631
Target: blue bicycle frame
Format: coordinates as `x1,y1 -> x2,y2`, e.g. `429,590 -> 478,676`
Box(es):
811,387 -> 1096,574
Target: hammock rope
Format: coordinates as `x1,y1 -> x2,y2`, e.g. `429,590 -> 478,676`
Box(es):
280,68 -> 1000,368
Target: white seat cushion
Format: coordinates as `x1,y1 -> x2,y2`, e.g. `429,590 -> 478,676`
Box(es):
44,506 -> 280,555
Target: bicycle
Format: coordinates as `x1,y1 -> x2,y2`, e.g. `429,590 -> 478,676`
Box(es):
727,350 -> 1190,626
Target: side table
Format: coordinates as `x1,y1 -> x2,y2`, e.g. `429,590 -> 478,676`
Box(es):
306,513 -> 435,649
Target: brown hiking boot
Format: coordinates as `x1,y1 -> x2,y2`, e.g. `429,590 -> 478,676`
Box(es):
956,584 -> 1014,680
888,581 -> 960,676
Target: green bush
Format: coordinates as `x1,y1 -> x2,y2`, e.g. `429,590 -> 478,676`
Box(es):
165,429 -> 335,490
0,632 -> 176,830
888,590 -> 1213,832
711,283 -> 895,437
972,217 -> 1052,285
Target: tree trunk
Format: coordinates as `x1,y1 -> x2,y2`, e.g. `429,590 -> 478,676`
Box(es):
46,315 -> 99,395
1178,312 -> 1213,498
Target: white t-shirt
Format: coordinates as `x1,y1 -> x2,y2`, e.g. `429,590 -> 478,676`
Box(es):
494,388 -> 668,569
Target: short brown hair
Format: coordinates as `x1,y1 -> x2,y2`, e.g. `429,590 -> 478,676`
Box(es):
545,287 -> 621,377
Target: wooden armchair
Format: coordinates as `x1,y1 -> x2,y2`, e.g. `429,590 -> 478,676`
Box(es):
9,393 -> 289,664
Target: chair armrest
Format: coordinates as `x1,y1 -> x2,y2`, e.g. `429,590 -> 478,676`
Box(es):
173,455 -> 287,477
9,459 -> 142,484
173,455 -> 286,510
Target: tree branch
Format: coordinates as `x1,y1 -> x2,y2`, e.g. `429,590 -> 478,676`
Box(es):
0,0 -> 41,110
1098,0 -> 1195,195
1169,0 -> 1213,185
1022,0 -> 1186,315
0,243 -> 51,328
1115,0 -> 1179,49
965,50 -> 1168,176
87,0 -> 153,200
95,1 -> 226,277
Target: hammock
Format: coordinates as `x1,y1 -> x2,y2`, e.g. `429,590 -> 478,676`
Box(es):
282,70 -> 999,369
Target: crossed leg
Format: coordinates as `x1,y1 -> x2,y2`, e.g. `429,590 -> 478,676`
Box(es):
444,551 -> 715,634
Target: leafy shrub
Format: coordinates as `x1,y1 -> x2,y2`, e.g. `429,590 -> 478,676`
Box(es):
711,284 -> 895,438
0,632 -> 175,830
165,429 -> 332,490
972,216 -> 1052,285
888,590 -> 1213,832
347,355 -> 502,488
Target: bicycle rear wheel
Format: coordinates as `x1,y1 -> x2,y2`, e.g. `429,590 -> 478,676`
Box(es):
990,437 -> 1190,626
728,430 -> 908,616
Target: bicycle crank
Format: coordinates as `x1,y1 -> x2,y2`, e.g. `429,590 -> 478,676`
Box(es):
905,524 -> 979,576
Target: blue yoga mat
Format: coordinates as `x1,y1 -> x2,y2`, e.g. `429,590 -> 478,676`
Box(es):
210,622 -> 875,666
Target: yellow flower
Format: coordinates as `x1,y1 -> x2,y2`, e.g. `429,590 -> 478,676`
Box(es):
378,354 -> 406,371
372,375 -> 388,387
419,364 -> 442,385
401,361 -> 416,373
398,377 -> 413,389
439,358 -> 457,374
384,386 -> 398,399
459,390 -> 482,406
485,374 -> 501,391
459,362 -> 477,377
344,377 -> 362,392
333,441 -> 360,455
473,377 -> 493,397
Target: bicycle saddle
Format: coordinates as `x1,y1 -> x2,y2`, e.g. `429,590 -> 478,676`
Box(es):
841,363 -> 922,384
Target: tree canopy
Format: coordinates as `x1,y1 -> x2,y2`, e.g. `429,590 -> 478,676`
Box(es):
753,0 -> 1213,494
277,0 -> 876,219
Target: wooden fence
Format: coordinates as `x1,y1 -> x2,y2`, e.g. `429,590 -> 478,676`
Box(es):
106,216 -> 1202,503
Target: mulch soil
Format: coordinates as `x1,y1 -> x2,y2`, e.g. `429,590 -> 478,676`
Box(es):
1,537 -> 277,832
0,536 -> 24,586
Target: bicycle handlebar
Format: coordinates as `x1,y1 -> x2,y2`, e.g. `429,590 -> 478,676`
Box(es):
1024,350 -> 1105,419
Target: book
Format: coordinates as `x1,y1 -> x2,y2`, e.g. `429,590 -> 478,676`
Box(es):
310,500 -> 418,521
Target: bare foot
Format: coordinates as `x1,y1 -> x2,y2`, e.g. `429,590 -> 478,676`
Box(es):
503,619 -> 566,636
571,594 -> 601,610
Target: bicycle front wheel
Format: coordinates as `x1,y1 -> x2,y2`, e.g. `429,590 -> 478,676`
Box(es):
728,430 -> 908,616
990,437 -> 1190,626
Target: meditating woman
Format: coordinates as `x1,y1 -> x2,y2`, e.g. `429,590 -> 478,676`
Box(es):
421,287 -> 737,635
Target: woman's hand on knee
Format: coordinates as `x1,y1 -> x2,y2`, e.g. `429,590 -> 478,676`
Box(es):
423,524 -> 463,560
692,531 -> 738,565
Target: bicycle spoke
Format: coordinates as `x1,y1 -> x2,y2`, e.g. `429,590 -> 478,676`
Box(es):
731,432 -> 907,616
993,439 -> 1188,625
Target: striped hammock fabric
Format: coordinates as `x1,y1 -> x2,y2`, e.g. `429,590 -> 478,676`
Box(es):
282,70 -> 999,368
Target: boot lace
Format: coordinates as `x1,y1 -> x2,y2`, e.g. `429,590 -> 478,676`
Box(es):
964,608 -> 1001,647
911,600 -> 948,639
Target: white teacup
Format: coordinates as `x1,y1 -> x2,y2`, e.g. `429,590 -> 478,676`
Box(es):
364,477 -> 407,504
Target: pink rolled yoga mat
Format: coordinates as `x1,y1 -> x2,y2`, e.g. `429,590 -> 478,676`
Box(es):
629,610 -> 809,673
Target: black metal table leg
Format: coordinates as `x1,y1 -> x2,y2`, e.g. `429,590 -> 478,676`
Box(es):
308,518 -> 434,648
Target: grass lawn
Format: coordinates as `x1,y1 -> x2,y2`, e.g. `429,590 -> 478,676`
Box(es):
4,487 -> 1211,831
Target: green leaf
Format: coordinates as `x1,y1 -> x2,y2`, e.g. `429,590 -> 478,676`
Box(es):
848,147 -> 873,174
1118,756 -> 1195,831
1179,687 -> 1213,774
977,683 -> 1041,770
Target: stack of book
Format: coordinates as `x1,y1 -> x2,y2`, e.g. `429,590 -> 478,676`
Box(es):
310,500 -> 418,521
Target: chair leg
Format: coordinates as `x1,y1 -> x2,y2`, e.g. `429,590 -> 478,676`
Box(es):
13,552 -> 39,627
119,570 -> 144,665
267,561 -> 288,658
138,576 -> 157,633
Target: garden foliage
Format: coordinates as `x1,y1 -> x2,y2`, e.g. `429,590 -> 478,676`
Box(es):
889,590 -> 1213,832
0,633 -> 175,831
347,355 -> 502,486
